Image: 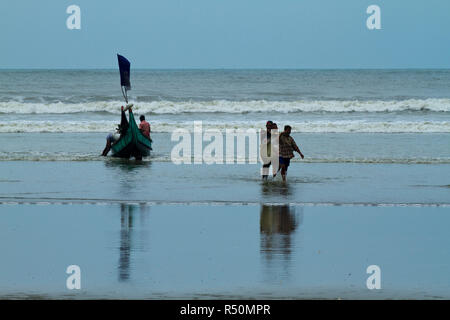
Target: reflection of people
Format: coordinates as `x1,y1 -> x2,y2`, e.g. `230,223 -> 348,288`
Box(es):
260,205 -> 302,282
260,205 -> 298,235
101,125 -> 121,156
277,125 -> 304,182
139,115 -> 151,140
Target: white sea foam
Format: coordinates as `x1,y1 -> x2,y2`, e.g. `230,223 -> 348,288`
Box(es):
0,151 -> 449,164
0,99 -> 449,114
0,120 -> 449,133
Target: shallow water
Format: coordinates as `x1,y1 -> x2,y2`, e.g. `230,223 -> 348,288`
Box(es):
0,154 -> 449,299
0,132 -> 449,164
0,160 -> 449,205
1,203 -> 449,299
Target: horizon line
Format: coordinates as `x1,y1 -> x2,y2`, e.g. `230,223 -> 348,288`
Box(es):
1,67 -> 450,71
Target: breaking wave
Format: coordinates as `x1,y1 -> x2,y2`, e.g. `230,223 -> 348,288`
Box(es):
0,99 -> 449,114
0,120 -> 449,133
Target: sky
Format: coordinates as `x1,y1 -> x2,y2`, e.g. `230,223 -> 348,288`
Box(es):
0,0 -> 449,69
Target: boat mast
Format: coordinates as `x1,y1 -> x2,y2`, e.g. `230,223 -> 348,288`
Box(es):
121,86 -> 128,104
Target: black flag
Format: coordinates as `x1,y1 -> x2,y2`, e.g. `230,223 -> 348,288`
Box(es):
117,54 -> 131,91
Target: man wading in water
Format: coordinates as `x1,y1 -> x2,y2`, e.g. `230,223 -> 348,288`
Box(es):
277,125 -> 304,182
261,121 -> 274,180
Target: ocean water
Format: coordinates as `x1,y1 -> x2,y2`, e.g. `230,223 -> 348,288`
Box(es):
0,69 -> 449,134
0,69 -> 449,164
0,69 -> 449,299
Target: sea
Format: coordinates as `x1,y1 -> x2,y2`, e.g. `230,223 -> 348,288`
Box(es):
0,69 -> 449,299
0,69 -> 449,163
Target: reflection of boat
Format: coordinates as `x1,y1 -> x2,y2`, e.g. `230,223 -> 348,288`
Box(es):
118,203 -> 150,282
111,109 -> 152,160
118,203 -> 133,281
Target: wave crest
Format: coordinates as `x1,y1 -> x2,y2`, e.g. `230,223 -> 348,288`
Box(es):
0,120 -> 449,133
0,99 -> 449,114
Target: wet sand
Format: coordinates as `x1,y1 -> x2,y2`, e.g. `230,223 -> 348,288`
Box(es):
1,203 -> 449,299
0,158 -> 449,299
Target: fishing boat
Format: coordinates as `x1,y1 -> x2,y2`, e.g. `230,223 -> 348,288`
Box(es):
111,107 -> 152,160
110,54 -> 152,160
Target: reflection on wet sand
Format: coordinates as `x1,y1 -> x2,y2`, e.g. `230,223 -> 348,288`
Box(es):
118,204 -> 133,281
260,205 -> 303,282
118,203 -> 150,282
104,158 -> 153,203
261,181 -> 293,198
104,158 -> 152,171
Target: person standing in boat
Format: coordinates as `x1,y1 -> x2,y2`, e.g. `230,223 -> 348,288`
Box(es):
139,115 -> 151,140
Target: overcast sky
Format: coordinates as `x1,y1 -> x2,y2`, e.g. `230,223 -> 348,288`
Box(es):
1,0 -> 449,68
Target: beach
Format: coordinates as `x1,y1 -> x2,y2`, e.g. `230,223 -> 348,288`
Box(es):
0,69 -> 449,299
1,203 -> 450,299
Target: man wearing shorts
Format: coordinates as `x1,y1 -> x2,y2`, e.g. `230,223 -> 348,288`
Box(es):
278,125 -> 304,182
